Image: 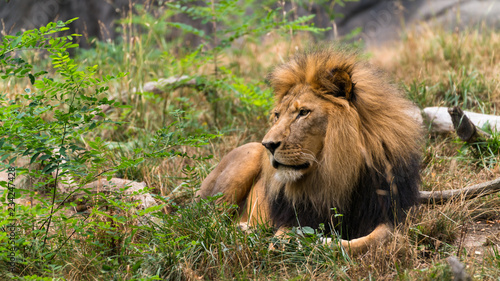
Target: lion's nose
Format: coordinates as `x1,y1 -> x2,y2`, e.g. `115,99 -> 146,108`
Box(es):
262,141 -> 281,155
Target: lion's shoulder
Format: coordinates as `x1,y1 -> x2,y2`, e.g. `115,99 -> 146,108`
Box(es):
196,142 -> 265,204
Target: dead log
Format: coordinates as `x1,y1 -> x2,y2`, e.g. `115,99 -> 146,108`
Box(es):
423,107 -> 500,134
448,106 -> 490,143
420,177 -> 500,204
143,75 -> 197,94
419,107 -> 500,203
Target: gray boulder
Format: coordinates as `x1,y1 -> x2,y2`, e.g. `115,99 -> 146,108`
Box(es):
319,0 -> 500,45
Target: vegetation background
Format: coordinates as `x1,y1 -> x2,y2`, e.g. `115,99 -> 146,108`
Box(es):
0,0 -> 499,280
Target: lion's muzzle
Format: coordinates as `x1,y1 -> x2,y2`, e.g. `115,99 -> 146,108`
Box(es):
262,141 -> 281,155
272,159 -> 310,170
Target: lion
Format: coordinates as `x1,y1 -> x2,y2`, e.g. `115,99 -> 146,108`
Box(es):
196,47 -> 422,254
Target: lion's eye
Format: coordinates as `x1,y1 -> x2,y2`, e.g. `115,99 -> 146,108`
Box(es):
298,109 -> 310,118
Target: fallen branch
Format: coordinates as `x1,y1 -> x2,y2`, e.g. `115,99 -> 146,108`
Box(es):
423,107 -> 500,134
419,106 -> 500,203
420,177 -> 500,204
448,106 -> 490,143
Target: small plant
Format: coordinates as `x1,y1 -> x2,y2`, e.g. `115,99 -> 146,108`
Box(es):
0,15 -> 226,277
0,18 -> 136,276
457,123 -> 500,168
403,79 -> 439,109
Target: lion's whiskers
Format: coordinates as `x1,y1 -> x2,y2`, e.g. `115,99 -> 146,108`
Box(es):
300,150 -> 319,164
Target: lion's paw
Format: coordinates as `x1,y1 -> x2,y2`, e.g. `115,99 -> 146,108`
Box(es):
237,222 -> 251,233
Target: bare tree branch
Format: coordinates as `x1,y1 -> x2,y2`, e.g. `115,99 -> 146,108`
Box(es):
420,177 -> 500,204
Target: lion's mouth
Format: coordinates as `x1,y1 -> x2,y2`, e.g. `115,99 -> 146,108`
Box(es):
272,159 -> 310,170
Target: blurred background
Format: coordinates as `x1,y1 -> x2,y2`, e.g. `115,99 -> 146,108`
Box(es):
2,0 -> 499,47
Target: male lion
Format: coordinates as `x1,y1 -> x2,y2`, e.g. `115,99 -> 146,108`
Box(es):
196,47 -> 421,253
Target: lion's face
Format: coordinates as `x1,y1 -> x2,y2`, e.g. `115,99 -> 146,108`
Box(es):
263,49 -> 421,210
262,85 -> 331,183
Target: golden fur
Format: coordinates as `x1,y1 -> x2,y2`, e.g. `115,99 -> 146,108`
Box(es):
265,47 -> 420,214
197,46 -> 421,253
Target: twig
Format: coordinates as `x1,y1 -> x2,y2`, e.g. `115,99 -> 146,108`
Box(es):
420,107 -> 500,203
42,80 -> 80,249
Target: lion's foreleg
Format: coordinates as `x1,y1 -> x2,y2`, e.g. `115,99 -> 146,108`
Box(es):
323,224 -> 392,254
270,224 -> 392,253
268,227 -> 294,251
196,142 -> 264,205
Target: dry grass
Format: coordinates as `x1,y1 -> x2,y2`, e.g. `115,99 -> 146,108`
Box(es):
148,25 -> 500,279
134,26 -> 500,279
365,25 -> 500,280
371,23 -> 500,111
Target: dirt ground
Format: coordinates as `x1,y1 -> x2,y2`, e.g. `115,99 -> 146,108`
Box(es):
462,220 -> 500,256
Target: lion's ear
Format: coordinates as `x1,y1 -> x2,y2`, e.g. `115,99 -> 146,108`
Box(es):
328,68 -> 354,100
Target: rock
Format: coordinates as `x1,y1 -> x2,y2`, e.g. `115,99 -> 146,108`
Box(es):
75,178 -> 157,211
330,0 -> 500,45
2,1 -> 498,48
447,256 -> 471,281
71,178 -> 160,226
0,0 -> 138,48
0,165 -> 158,221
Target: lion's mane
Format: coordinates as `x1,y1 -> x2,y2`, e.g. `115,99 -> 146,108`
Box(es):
265,47 -> 421,239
